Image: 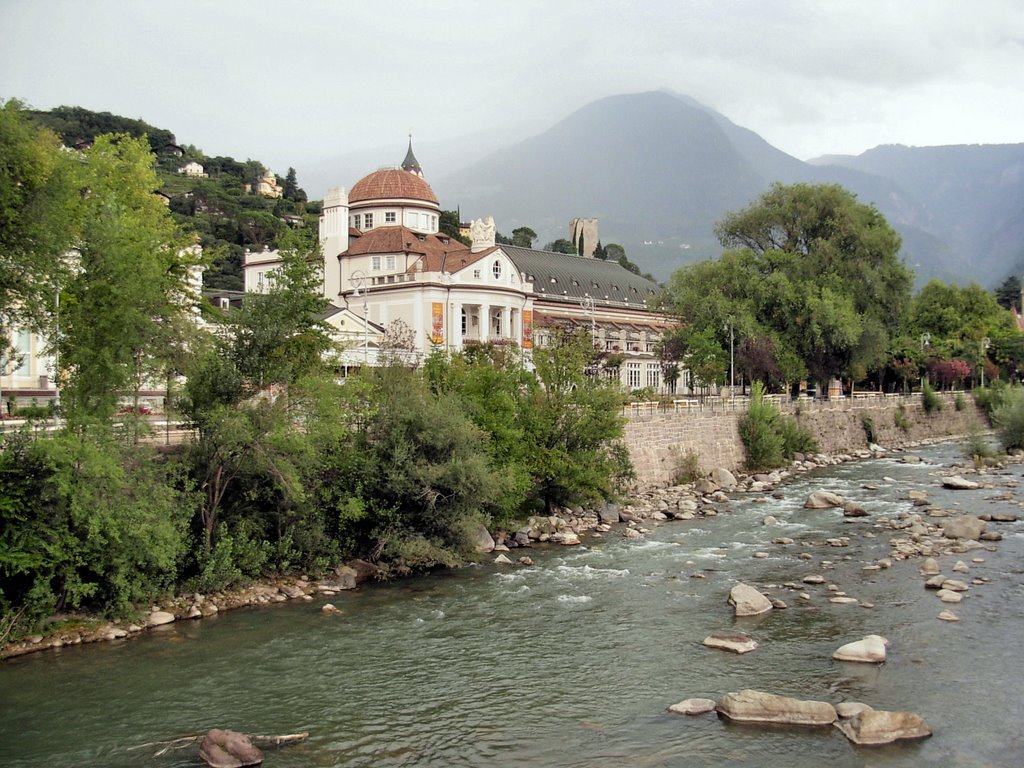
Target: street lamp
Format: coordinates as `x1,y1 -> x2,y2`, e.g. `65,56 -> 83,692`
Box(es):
724,318 -> 735,406
349,270 -> 369,364
981,337 -> 991,388
580,296 -> 596,347
919,333 -> 931,389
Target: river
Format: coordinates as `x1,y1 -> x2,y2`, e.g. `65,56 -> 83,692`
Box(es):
2,442 -> 1023,767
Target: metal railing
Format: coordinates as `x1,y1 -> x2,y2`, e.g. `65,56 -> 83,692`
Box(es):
621,390 -> 956,418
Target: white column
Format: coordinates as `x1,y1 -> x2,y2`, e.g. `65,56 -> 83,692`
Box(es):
500,306 -> 510,340
451,302 -> 462,350
480,302 -> 490,342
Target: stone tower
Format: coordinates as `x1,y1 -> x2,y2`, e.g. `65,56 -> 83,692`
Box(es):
570,217 -> 599,258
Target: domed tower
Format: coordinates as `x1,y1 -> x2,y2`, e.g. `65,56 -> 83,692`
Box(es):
348,162 -> 440,235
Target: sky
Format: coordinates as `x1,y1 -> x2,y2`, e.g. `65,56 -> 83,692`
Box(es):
3,0 -> 1023,193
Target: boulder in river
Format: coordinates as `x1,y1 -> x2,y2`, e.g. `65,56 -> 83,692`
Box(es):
598,502 -> 621,524
667,697 -> 717,715
920,557 -> 940,576
728,583 -> 773,617
710,467 -> 737,489
834,710 -> 932,745
471,524 -> 495,553
942,515 -> 986,541
703,633 -> 758,654
836,702 -> 874,719
842,502 -> 868,517
832,634 -> 887,663
716,689 -> 837,726
942,476 -> 980,490
804,491 -> 844,509
147,611 -> 175,626
199,729 -> 264,768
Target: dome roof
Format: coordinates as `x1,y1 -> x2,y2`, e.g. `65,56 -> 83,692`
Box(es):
349,168 -> 438,205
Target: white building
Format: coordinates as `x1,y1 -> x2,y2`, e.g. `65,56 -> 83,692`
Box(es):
245,144 -> 677,392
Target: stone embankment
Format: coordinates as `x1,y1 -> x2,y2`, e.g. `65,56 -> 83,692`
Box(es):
624,392 -> 985,487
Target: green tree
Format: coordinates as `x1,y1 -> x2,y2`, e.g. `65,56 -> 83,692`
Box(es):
511,226 -> 537,248
545,238 -> 577,254
520,329 -> 632,510
282,166 -> 306,202
0,100 -> 80,386
60,133 -> 203,426
995,275 -> 1022,311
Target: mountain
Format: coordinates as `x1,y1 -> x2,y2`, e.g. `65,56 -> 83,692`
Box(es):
433,91 -> 1020,286
810,144 -> 1024,284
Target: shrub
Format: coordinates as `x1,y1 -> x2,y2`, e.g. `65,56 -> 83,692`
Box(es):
921,382 -> 943,414
963,421 -> 996,461
738,383 -> 784,471
894,405 -> 910,432
778,416 -> 817,458
670,448 -> 702,485
954,392 -> 966,412
974,381 -> 1009,422
861,415 -> 876,444
993,387 -> 1024,452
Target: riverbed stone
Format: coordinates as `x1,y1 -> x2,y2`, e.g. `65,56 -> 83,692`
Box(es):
711,467 -> 737,489
198,729 -> 264,768
952,560 -> 970,573
942,515 -> 986,540
493,553 -> 513,565
804,491 -> 844,509
920,557 -> 940,576
471,524 -> 495,553
834,710 -> 932,745
941,578 -> 969,592
762,515 -> 778,525
843,502 -> 868,517
938,609 -> 960,621
833,634 -> 887,663
668,698 -> 717,715
147,611 -> 175,626
936,589 -> 963,603
703,633 -> 758,654
598,502 -> 621,524
942,476 -> 980,490
716,689 -> 837,726
728,583 -> 773,617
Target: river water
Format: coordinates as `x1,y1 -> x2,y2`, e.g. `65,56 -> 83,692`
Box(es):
2,442 -> 1023,768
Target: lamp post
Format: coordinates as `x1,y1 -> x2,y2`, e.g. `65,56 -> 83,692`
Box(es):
580,296 -> 595,347
349,270 -> 369,364
981,337 -> 991,388
724,318 -> 735,406
919,333 -> 931,389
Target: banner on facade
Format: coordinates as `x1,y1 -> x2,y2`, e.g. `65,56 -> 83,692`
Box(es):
522,310 -> 533,349
431,302 -> 444,345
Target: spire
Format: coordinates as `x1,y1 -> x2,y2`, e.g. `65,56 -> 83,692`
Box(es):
401,134 -> 423,177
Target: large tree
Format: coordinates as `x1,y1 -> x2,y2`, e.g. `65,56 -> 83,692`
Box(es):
666,183 -> 912,389
59,133 -> 203,425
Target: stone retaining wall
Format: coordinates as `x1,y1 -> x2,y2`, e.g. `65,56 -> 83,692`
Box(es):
624,393 -> 986,488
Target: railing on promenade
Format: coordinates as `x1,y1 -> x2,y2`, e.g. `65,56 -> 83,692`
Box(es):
621,390 -> 962,419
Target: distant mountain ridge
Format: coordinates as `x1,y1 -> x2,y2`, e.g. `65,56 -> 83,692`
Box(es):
433,91 -> 1022,287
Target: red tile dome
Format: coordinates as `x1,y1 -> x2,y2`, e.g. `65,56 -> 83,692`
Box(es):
349,168 -> 439,205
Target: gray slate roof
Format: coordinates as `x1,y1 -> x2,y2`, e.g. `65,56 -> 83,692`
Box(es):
499,245 -> 660,310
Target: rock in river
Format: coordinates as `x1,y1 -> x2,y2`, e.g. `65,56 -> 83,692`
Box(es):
199,729 -> 264,768
716,689 -> 837,726
147,611 -> 175,626
832,634 -> 887,663
942,515 -> 986,540
667,698 -> 717,715
703,633 -> 758,654
804,491 -> 844,509
834,710 -> 932,745
728,583 -> 773,617
942,476 -> 980,490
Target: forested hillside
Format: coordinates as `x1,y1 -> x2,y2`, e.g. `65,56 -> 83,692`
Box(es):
29,106 -> 318,290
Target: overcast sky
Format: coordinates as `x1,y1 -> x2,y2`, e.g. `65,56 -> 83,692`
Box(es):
3,0 -> 1022,187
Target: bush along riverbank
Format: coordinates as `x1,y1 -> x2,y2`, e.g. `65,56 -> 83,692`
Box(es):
5,435 -> 996,661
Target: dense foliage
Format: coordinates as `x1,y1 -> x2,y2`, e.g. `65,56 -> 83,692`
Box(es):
737,382 -> 817,470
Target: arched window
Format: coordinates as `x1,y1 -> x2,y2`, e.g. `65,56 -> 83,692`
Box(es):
492,260 -> 502,279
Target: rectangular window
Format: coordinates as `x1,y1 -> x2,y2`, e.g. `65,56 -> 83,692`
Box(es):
647,365 -> 660,389
473,269 -> 481,279
364,213 -> 373,229
627,362 -> 641,389
385,211 -> 396,223
385,255 -> 396,270
371,255 -> 381,270
352,214 -> 360,229
14,330 -> 30,375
